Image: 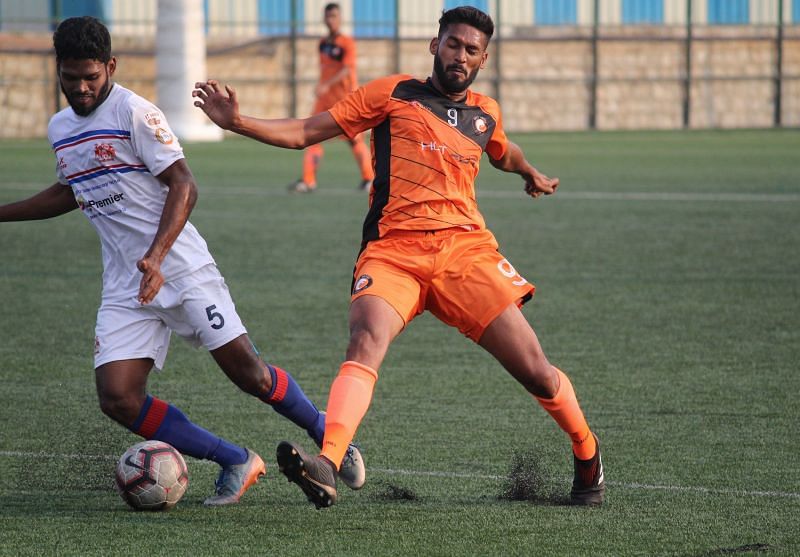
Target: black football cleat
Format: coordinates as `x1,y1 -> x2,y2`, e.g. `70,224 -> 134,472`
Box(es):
570,434 -> 605,506
277,441 -> 338,509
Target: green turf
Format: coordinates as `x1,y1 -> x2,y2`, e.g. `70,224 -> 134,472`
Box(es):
1,130 -> 798,556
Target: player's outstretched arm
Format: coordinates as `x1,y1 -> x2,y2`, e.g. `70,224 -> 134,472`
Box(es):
0,183 -> 78,222
489,140 -> 559,199
136,159 -> 197,305
192,80 -> 344,149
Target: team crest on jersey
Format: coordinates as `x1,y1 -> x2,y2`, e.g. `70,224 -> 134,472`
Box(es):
155,127 -> 173,144
352,274 -> 373,295
76,194 -> 88,211
94,336 -> 101,355
144,111 -> 162,127
321,41 -> 344,61
472,115 -> 488,135
94,143 -> 116,162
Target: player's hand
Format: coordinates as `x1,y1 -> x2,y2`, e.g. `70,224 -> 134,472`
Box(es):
192,80 -> 240,131
136,257 -> 165,305
315,83 -> 330,98
523,168 -> 559,199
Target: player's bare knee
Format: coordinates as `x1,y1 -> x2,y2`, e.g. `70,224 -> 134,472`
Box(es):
347,325 -> 388,359
98,392 -> 142,426
518,359 -> 558,398
231,362 -> 271,397
215,344 -> 272,396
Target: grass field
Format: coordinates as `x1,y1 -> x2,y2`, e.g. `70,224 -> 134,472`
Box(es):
1,130 -> 798,556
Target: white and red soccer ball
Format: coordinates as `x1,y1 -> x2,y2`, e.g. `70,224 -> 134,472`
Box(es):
115,440 -> 188,511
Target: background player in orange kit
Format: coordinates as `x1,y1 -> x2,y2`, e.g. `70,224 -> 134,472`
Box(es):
194,6 -> 605,508
288,2 -> 374,193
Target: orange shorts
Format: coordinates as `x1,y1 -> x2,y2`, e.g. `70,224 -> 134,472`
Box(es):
351,228 -> 535,342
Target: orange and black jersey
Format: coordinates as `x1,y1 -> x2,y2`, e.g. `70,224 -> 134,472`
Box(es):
329,74 -> 509,243
317,34 -> 357,108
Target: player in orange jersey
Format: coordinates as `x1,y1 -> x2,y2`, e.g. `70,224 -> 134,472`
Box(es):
194,6 -> 605,507
287,2 -> 374,193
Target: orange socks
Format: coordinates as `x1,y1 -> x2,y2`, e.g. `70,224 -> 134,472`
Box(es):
302,141 -> 372,185
320,361 -> 378,469
318,363 -> 594,467
302,143 -> 324,186
351,139 -> 374,181
535,368 -> 597,460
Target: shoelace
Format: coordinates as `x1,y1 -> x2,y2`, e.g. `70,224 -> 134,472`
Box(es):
214,468 -> 232,495
342,447 -> 356,468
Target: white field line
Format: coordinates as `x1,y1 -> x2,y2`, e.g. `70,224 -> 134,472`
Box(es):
368,468 -> 800,500
205,188 -> 800,203
531,191 -> 800,202
2,450 -> 798,500
3,182 -> 798,202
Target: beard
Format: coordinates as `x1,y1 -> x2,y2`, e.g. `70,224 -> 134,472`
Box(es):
62,72 -> 112,116
433,54 -> 479,95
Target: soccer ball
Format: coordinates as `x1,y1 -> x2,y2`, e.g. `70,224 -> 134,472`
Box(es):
115,440 -> 189,511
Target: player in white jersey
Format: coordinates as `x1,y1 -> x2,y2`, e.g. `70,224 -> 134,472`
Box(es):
0,16 -> 365,506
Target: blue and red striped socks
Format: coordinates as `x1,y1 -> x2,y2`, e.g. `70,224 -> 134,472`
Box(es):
261,364 -> 326,447
130,364 -> 325,464
131,395 -> 248,467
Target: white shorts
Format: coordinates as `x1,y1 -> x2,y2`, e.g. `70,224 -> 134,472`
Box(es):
94,264 -> 247,370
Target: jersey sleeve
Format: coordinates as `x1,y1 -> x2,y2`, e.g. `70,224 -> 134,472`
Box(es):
47,118 -> 70,186
485,98 -> 509,161
55,160 -> 68,185
328,75 -> 402,139
127,98 -> 185,177
341,36 -> 356,68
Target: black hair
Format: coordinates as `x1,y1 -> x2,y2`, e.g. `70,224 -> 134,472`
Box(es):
324,3 -> 340,12
437,6 -> 494,40
53,16 -> 112,64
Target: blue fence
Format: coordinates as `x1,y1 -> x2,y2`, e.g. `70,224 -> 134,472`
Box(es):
0,0 -> 795,132
2,0 -> 797,36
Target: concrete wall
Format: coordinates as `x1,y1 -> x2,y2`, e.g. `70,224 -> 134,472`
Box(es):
1,26 -> 798,138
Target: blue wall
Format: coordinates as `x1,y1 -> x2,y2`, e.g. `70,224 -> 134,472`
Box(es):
622,0 -> 663,24
444,0 -> 489,12
708,0 -> 749,24
54,0 -> 109,20
258,0 -> 305,35
536,0 -> 577,25
353,0 -> 395,37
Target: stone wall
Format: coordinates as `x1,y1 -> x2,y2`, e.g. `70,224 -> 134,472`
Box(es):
0,51 -> 55,139
1,27 -> 798,138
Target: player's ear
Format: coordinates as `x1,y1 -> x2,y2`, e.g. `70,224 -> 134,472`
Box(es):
479,51 -> 488,69
429,37 -> 439,55
107,56 -> 117,77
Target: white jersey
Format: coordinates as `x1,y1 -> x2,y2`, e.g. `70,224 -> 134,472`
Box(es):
48,84 -> 214,300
